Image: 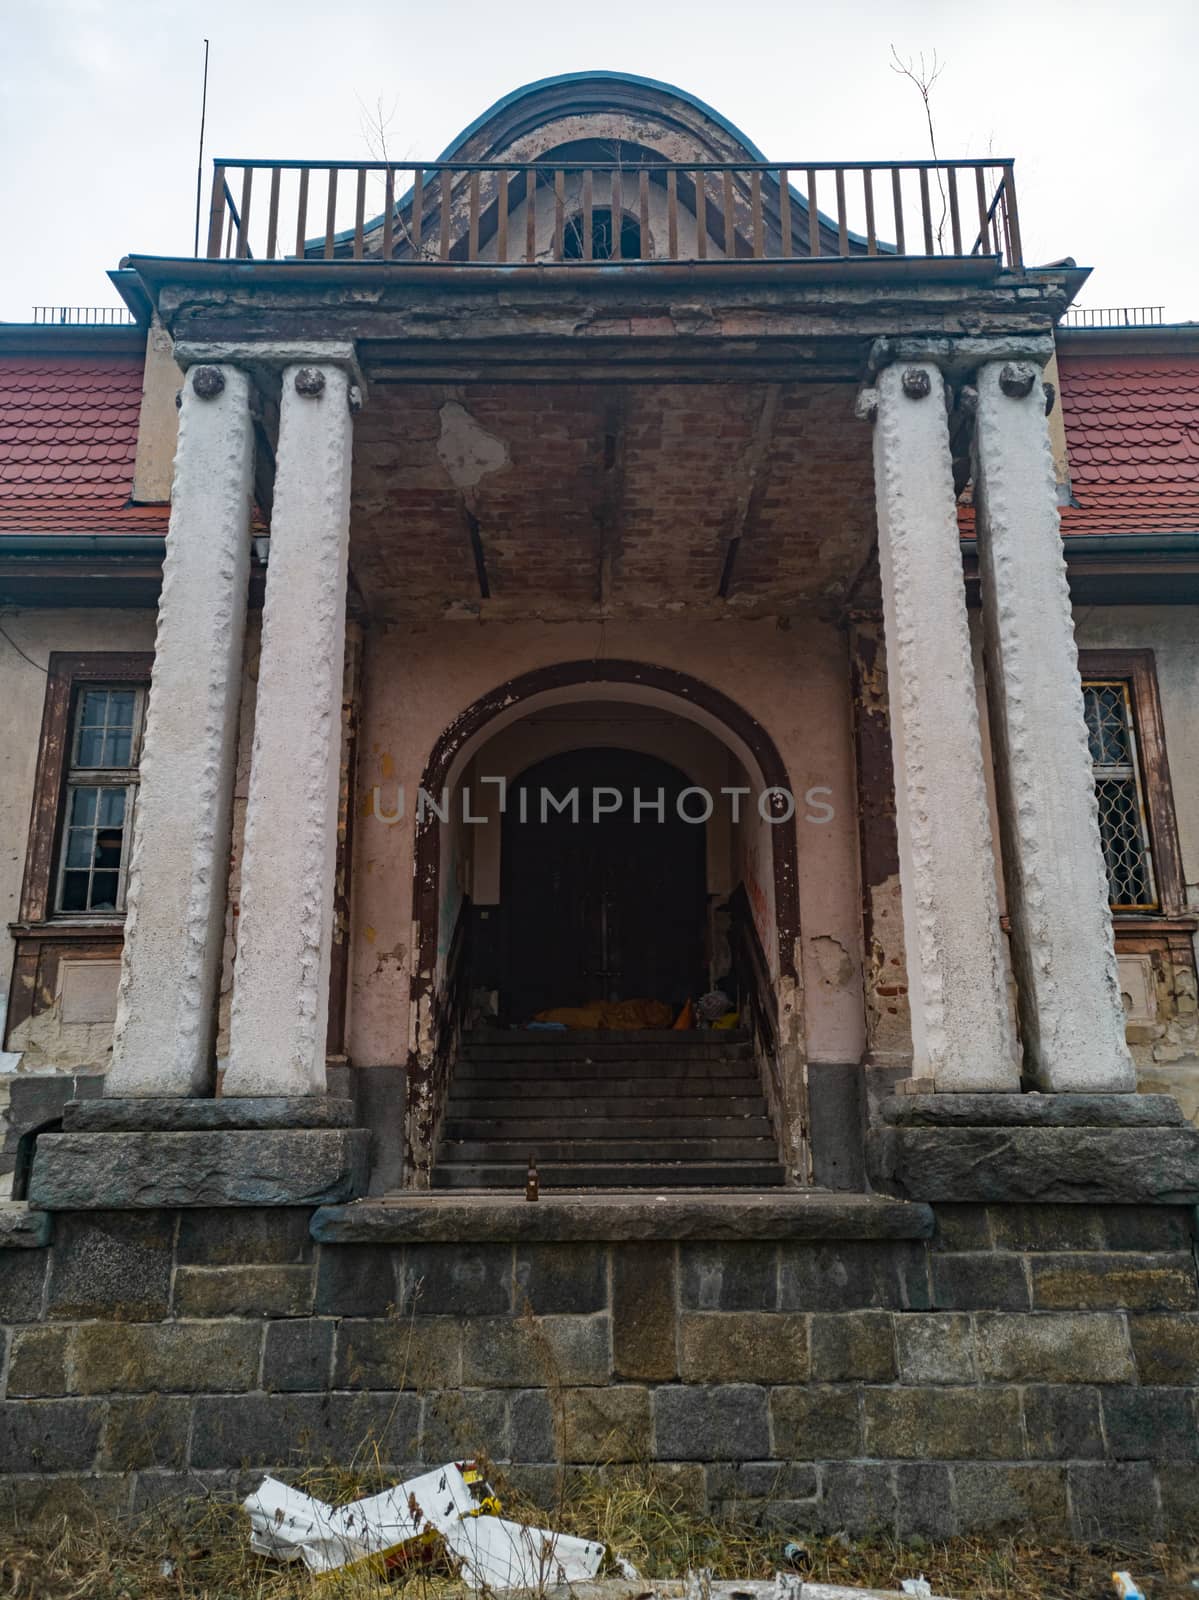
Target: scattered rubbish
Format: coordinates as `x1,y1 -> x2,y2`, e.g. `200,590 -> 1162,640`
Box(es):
243,1461 -> 605,1587
685,1568 -> 714,1600
696,989 -> 734,1025
901,1579 -> 933,1600
614,1556 -> 643,1580
158,1558 -> 176,1577
1113,1576 -> 1146,1600
782,1542 -> 810,1570
525,1154 -> 540,1202
632,1581 -> 953,1600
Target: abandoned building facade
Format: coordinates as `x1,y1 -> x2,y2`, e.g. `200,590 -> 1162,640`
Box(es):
2,73 -> 1199,1536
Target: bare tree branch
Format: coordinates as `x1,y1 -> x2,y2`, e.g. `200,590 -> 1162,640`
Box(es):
355,91 -> 436,259
890,45 -> 948,250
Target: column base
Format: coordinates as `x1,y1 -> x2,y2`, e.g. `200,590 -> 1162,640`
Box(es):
870,1092 -> 1199,1203
28,1127 -> 368,1210
882,1092 -> 1183,1128
63,1096 -> 355,1132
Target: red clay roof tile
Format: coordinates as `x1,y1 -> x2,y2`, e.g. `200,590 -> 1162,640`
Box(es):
1056,352 -> 1199,536
0,353 -> 169,536
960,350 -> 1199,538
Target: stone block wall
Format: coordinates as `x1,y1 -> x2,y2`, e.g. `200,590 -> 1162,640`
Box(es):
3,1203 -> 1199,1537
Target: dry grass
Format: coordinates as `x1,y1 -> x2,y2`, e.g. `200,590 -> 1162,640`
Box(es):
1,1462 -> 1197,1600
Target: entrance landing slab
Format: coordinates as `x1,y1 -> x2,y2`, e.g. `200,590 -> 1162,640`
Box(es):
310,1189 -> 934,1244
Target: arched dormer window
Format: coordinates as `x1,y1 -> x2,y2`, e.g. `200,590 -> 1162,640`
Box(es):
563,207 -> 642,260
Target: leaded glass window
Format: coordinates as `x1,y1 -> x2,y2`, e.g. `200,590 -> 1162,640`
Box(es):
54,686 -> 146,914
1082,680 -> 1157,910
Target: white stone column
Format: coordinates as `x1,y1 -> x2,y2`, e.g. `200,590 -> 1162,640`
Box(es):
867,360 -> 1019,1090
973,358 -> 1136,1091
224,362 -> 355,1096
108,363 -> 254,1095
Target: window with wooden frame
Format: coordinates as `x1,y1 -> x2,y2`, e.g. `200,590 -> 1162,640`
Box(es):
55,685 -> 146,913
16,653 -> 153,928
1078,649 -> 1185,920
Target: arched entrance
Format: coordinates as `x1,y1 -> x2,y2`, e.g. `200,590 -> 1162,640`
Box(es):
407,660 -> 803,1181
501,749 -> 707,1019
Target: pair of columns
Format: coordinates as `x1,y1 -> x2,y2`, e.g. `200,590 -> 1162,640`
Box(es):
108,333 -> 1129,1102
107,348 -> 359,1098
865,345 -> 1134,1094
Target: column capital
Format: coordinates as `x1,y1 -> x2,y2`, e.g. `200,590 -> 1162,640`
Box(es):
174,339 -> 368,411
867,333 -> 1054,383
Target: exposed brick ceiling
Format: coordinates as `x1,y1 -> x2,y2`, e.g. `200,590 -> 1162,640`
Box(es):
7,343 -> 1198,597
350,381 -> 878,618
0,354 -> 168,536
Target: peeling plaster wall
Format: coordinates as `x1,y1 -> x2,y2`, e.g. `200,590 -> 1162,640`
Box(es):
0,610 -> 158,1086
1072,605 -> 1199,1117
130,315 -> 182,504
848,616 -> 910,1065
350,615 -> 865,1071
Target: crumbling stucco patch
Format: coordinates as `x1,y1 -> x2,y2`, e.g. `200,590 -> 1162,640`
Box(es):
6,1003 -> 115,1074
809,934 -> 855,992
866,873 -> 911,1061
436,402 -> 509,490
1122,940 -> 1199,1123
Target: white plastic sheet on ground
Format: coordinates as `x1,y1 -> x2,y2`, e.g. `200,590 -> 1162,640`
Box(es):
243,1462 -> 605,1587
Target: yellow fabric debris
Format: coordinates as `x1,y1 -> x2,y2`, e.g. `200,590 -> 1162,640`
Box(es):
533,999 -> 674,1030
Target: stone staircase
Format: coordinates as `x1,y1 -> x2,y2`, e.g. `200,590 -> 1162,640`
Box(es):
432,1028 -> 785,1189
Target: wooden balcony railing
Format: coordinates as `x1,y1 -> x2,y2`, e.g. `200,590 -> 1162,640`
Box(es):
204,157 -> 1023,270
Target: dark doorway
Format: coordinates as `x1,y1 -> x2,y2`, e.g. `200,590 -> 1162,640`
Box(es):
500,748 -> 707,1020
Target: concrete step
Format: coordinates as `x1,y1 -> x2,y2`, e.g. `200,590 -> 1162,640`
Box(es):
446,1096 -> 769,1120
449,1077 -> 763,1102
439,1136 -> 779,1163
431,1160 -> 787,1189
454,1057 -> 759,1081
460,1033 -> 750,1059
442,1115 -> 776,1140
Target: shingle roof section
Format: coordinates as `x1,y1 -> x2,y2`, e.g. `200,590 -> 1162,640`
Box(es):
0,354 -> 168,535
958,350 -> 1199,539
1055,352 -> 1199,534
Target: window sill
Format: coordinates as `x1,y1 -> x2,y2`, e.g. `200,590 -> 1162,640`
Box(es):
8,919 -> 125,941
1112,912 -> 1198,933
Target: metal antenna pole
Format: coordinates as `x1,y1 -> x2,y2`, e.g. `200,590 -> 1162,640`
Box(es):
193,38 -> 211,256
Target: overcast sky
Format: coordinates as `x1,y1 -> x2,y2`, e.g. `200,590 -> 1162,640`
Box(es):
1,0 -> 1196,323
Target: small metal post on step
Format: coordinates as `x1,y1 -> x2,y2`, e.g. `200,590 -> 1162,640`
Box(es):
525,1154 -> 540,1202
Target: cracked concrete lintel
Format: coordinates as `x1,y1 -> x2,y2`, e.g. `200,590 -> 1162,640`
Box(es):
174,340 -> 368,405
867,333 -> 1055,381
